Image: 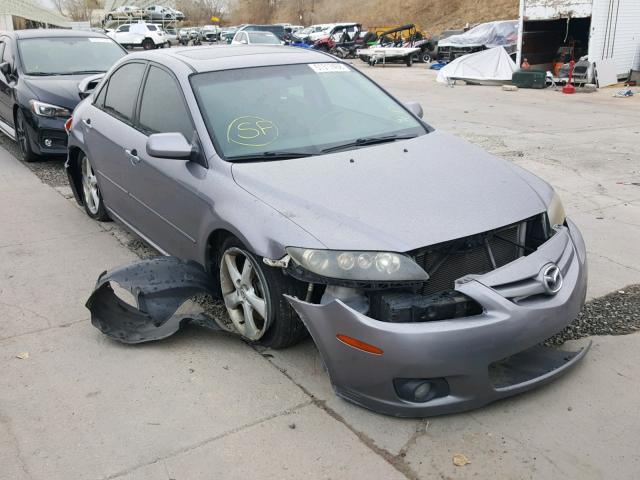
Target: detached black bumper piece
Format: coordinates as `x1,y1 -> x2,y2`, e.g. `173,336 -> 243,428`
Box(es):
87,256 -> 219,343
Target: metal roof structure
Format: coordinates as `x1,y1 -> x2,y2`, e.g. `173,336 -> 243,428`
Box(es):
0,0 -> 70,27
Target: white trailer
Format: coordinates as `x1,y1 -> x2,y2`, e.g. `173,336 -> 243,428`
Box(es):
517,0 -> 640,81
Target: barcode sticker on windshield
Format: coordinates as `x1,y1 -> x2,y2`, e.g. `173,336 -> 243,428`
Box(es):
309,63 -> 350,73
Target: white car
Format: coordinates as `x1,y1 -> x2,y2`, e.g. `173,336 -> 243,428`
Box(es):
107,23 -> 168,50
231,30 -> 282,45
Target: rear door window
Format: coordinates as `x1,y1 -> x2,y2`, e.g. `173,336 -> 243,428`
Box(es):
137,65 -> 193,140
102,62 -> 146,123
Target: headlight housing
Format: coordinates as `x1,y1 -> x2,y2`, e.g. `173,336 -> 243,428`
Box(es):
547,192 -> 566,227
285,247 -> 429,284
29,100 -> 71,118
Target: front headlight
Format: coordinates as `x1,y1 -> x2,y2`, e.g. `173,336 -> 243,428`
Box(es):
286,247 -> 429,282
29,100 -> 71,118
547,192 -> 566,227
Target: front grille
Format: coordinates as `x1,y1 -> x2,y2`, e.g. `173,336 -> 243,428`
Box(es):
411,223 -> 523,295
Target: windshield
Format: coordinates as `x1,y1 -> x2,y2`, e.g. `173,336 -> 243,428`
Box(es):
191,63 -> 426,160
248,32 -> 281,44
19,37 -> 125,75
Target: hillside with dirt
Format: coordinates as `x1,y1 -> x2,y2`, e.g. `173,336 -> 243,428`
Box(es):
230,0 -> 519,35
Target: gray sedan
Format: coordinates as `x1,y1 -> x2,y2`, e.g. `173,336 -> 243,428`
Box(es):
65,46 -> 589,417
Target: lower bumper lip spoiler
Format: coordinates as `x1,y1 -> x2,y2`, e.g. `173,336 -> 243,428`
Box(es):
86,257 -> 221,343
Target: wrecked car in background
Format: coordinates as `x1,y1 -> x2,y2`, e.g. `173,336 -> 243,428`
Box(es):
66,46 -> 589,417
436,20 -> 518,62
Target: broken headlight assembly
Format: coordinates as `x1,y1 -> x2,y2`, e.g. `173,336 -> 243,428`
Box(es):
547,192 -> 566,227
285,247 -> 429,287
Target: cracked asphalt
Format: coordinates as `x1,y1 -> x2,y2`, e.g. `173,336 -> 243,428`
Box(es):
1,63 -> 639,479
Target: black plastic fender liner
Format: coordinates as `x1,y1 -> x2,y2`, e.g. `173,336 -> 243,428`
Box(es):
87,256 -> 221,344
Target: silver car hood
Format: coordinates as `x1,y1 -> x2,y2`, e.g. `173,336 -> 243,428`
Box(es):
231,130 -> 547,252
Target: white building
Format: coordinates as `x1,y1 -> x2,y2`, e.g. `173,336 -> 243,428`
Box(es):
0,0 -> 70,31
517,0 -> 640,79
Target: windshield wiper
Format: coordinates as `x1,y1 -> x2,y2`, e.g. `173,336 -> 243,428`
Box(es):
227,151 -> 314,162
61,70 -> 106,75
321,134 -> 418,154
26,72 -> 64,76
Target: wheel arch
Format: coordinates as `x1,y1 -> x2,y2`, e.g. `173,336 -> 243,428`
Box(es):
66,146 -> 85,206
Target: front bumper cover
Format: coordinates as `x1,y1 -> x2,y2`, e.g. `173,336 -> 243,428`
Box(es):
286,220 -> 590,417
87,257 -> 220,343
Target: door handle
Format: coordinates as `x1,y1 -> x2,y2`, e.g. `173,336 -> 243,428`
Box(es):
82,118 -> 92,129
125,148 -> 141,165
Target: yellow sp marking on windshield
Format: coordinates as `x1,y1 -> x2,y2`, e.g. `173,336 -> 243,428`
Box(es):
227,116 -> 279,147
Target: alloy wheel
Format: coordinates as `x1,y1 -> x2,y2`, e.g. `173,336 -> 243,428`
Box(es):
81,155 -> 100,215
220,248 -> 270,341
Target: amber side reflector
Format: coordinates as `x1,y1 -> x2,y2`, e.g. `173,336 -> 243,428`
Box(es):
336,334 -> 384,355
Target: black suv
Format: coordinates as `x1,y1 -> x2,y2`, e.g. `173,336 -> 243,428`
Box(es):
0,29 -> 126,161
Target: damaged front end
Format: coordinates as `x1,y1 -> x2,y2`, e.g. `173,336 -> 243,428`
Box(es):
282,215 -> 591,417
87,257 -> 221,343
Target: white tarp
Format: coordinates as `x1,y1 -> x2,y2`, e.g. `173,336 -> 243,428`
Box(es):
436,46 -> 517,84
438,20 -> 518,48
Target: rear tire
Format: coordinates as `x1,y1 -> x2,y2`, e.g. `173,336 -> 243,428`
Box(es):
406,55 -> 413,67
218,236 -> 308,349
79,152 -> 110,221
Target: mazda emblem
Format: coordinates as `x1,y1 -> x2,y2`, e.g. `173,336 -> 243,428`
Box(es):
541,264 -> 563,295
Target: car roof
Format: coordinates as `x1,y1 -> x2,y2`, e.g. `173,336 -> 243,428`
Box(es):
11,29 -> 110,40
125,45 -> 337,72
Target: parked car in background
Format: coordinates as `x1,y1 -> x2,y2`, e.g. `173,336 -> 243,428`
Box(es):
221,26 -> 240,43
231,31 -> 282,45
177,28 -> 190,45
233,24 -> 287,43
163,26 -> 177,37
292,24 -> 328,44
145,5 -> 181,21
105,5 -> 146,21
200,25 -> 220,43
166,7 -> 185,21
0,29 -> 126,161
107,23 -> 169,49
65,46 -> 588,418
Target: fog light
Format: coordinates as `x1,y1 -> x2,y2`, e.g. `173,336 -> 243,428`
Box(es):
413,381 -> 432,401
394,378 -> 450,403
43,138 -> 53,147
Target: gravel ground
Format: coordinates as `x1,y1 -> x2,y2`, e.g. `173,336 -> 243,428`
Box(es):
547,284 -> 640,345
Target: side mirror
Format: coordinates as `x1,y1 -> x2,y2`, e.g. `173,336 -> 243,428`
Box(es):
240,39 -> 248,44
404,101 -> 423,119
0,62 -> 12,77
146,132 -> 192,159
78,73 -> 105,99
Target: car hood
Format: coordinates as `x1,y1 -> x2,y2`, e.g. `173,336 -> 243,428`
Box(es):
231,130 -> 548,252
23,75 -> 93,110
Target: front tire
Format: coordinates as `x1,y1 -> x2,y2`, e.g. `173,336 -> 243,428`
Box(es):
80,153 -> 110,221
218,236 -> 307,349
16,110 -> 39,163
142,38 -> 155,50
